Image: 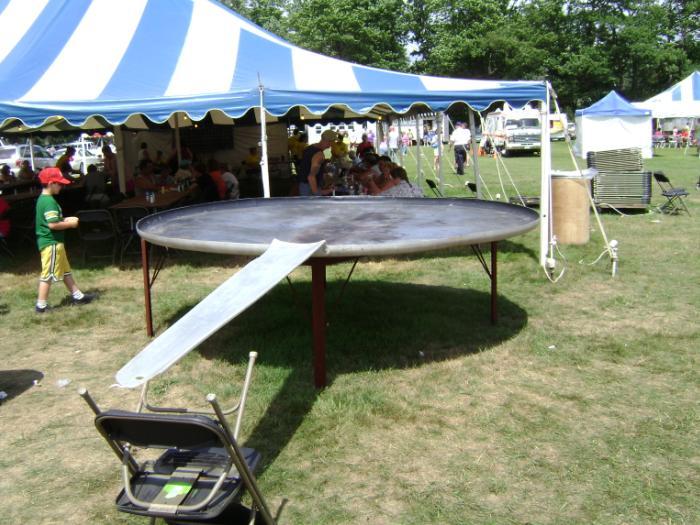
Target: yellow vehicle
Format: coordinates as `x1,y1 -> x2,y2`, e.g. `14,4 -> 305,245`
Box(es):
549,113 -> 568,141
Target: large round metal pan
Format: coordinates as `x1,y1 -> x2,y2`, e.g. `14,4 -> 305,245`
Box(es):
136,197 -> 539,257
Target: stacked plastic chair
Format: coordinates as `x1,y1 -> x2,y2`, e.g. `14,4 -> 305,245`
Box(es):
586,148 -> 651,210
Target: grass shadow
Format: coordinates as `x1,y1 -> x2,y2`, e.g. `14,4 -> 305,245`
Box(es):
165,279 -> 528,473
0,369 -> 44,403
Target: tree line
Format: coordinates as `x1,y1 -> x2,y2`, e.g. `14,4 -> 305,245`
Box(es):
222,0 -> 699,113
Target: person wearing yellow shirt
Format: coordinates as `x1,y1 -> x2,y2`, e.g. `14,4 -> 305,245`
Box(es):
288,130 -> 300,159
292,133 -> 307,161
330,132 -> 349,161
244,147 -> 260,169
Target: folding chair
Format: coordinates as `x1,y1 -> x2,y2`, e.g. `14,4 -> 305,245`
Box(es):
76,209 -> 119,263
652,171 -> 690,216
425,179 -> 443,197
113,206 -> 149,265
80,352 -> 275,525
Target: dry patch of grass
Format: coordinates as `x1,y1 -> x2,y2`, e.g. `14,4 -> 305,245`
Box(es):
1,146 -> 698,524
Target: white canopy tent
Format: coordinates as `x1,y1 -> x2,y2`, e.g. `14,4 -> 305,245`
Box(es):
633,71 -> 700,119
575,91 -> 653,159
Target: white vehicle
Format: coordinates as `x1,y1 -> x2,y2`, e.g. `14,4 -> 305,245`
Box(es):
483,106 -> 541,155
0,144 -> 55,175
54,144 -> 103,174
306,122 -> 376,145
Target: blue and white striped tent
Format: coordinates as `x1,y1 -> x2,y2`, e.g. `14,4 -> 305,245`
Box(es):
636,71 -> 700,119
0,0 -> 546,127
0,0 -> 554,270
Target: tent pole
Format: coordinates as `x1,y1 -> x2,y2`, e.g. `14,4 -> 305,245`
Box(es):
114,125 -> 127,194
28,135 -> 35,172
540,85 -> 553,271
397,120 -> 404,167
258,82 -> 271,199
468,108 -> 482,199
415,117 -> 422,186
80,135 -> 87,175
437,112 -> 444,193
174,113 -> 182,165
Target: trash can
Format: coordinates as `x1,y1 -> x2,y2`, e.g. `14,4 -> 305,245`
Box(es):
551,169 -> 594,245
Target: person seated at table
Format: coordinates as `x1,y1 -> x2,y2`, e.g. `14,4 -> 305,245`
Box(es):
377,155 -> 393,173
55,146 -> 81,180
0,164 -> 14,183
191,162 -> 219,202
362,153 -> 381,178
0,196 -> 10,240
154,149 -> 167,170
207,159 -> 227,200
17,160 -> 36,182
220,163 -> 240,199
351,164 -> 382,195
174,159 -> 194,184
156,165 -> 176,187
374,160 -> 401,192
133,159 -> 159,196
84,165 -> 110,208
380,166 -> 424,198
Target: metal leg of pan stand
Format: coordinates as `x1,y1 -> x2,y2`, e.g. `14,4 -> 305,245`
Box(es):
311,259 -> 327,388
491,241 -> 497,324
471,241 -> 498,324
141,238 -> 168,337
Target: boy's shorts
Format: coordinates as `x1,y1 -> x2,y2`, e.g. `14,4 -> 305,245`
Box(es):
39,243 -> 72,282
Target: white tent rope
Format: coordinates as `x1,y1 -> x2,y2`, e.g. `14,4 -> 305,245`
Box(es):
495,151 -> 529,207
551,90 -> 618,277
493,150 -> 509,201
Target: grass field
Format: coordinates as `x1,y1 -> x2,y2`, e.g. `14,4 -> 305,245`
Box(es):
0,143 -> 698,524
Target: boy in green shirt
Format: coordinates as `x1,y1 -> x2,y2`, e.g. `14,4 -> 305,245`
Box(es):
35,168 -> 93,313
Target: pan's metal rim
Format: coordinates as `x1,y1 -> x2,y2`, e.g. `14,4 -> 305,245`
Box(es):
136,197 -> 539,257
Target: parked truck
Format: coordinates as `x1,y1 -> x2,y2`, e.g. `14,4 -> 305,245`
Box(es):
483,106 -> 541,155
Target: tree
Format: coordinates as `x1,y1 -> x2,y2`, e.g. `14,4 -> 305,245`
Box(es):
286,0 -> 410,70
219,0 -> 699,113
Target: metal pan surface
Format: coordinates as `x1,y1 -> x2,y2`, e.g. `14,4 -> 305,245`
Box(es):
137,197 -> 539,257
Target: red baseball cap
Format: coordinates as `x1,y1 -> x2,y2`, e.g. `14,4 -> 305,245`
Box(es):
38,167 -> 71,185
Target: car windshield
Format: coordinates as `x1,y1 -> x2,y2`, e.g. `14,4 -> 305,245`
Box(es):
506,118 -> 540,128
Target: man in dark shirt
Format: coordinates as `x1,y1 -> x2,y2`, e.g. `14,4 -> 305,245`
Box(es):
298,130 -> 336,196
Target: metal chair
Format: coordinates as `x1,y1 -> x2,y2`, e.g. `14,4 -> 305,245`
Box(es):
76,209 -> 118,263
113,206 -> 149,264
652,171 -> 690,216
425,179 -> 443,197
80,352 -> 275,525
